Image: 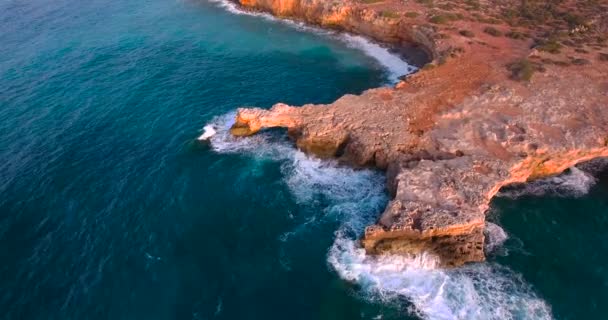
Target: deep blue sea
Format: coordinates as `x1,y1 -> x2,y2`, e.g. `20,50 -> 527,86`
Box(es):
1,0 -> 607,319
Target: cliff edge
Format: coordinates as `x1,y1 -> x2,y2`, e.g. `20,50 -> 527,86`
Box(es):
229,0 -> 608,267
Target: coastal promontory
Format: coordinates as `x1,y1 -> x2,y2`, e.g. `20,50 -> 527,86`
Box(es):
229,0 -> 608,266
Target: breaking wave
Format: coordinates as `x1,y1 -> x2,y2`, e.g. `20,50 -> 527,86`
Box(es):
204,115 -> 552,319
326,213 -> 550,319
498,167 -> 596,199
197,124 -> 217,140
206,0 -> 417,83
329,236 -> 552,320
484,222 -> 509,253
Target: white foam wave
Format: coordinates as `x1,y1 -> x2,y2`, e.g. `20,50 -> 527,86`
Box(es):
328,236 -> 552,320
484,222 -> 508,253
198,124 -> 217,140
499,166 -> 596,199
339,34 -> 417,82
206,0 -> 416,83
327,208 -> 549,320
207,113 -> 387,227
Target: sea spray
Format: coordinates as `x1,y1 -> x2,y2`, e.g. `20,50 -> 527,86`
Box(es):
198,125 -> 217,141
206,0 -> 417,83
206,114 -> 553,319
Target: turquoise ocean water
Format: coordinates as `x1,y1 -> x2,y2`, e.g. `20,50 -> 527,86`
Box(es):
1,0 -> 607,319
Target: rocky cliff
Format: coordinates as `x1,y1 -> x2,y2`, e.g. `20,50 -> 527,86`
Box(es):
229,0 -> 608,266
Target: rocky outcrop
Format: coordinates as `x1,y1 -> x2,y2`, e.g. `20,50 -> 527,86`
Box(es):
229,0 -> 608,267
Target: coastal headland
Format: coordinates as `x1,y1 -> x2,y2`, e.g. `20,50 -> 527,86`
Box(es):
228,0 -> 608,267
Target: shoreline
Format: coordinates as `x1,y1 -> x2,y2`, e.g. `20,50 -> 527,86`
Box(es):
222,0 -> 434,67
224,0 -> 608,267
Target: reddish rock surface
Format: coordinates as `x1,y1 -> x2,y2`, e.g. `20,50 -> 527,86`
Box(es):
230,0 -> 608,267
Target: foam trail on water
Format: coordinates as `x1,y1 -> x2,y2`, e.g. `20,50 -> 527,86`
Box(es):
206,0 -> 417,83
206,114 -> 552,320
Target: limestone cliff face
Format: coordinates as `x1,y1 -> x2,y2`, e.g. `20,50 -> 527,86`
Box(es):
229,0 -> 608,267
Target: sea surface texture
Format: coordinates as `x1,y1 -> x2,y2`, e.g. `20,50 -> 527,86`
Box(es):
1,0 -> 607,319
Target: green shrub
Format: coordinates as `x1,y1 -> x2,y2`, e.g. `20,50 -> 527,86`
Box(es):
438,3 -> 455,11
506,30 -> 526,40
430,15 -> 448,24
481,18 -> 501,24
422,63 -> 436,70
429,13 -> 463,24
415,0 -> 434,6
508,59 -> 536,81
380,11 -> 400,19
483,27 -> 502,37
541,58 -> 570,67
465,0 -> 481,10
537,40 -> 563,54
562,12 -> 586,27
459,30 -> 475,38
405,12 -> 419,18
571,58 -> 590,65
553,60 -> 570,67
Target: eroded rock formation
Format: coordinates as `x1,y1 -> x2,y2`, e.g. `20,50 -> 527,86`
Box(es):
229,0 -> 608,267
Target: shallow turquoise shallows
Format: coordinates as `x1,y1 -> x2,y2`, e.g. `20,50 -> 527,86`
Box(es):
1,0 -> 607,319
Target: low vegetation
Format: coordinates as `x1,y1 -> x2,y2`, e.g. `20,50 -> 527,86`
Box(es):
483,27 -> 502,37
464,0 -> 481,11
429,12 -> 463,24
571,58 -> 590,65
508,59 -> 537,81
537,39 -> 563,54
380,10 -> 400,19
415,0 -> 434,7
505,30 -> 526,40
459,30 -> 475,38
